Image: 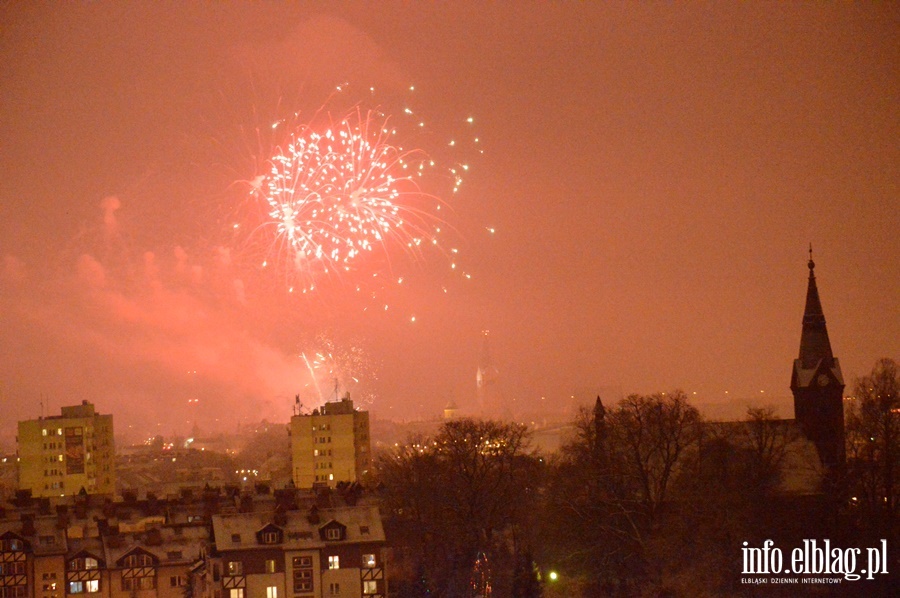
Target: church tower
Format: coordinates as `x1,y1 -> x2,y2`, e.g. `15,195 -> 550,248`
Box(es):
790,248 -> 845,471
476,330 -> 501,416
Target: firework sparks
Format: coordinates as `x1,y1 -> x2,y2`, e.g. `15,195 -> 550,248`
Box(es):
255,107 -> 450,283
225,85 -> 481,311
298,335 -> 378,406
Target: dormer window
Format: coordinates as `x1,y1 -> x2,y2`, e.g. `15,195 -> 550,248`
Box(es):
122,553 -> 153,568
318,520 -> 347,542
256,524 -> 283,545
0,538 -> 23,552
69,557 -> 99,571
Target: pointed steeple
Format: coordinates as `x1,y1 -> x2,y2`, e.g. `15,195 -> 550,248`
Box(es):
790,247 -> 845,472
798,245 -> 835,370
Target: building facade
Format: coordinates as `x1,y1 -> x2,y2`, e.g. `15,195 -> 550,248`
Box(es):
211,503 -> 386,598
0,493 -> 208,598
17,402 -> 115,498
290,397 -> 370,489
0,487 -> 385,598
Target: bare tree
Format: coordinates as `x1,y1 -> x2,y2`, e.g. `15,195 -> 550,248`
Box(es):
377,419 -> 540,596
609,391 -> 701,517
846,358 -> 900,522
741,407 -> 796,492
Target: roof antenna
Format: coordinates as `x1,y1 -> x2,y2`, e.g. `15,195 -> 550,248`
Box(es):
808,243 -> 815,270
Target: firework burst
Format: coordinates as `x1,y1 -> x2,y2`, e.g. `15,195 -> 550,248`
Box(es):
261,108 -> 439,277
298,334 -> 377,407
232,85 -> 479,310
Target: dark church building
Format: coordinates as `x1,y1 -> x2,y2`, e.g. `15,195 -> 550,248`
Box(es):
791,249 -> 846,474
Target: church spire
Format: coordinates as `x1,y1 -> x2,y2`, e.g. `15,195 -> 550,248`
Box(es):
790,247 -> 845,471
798,245 -> 835,370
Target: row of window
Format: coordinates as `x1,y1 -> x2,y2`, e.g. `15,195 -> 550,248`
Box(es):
34,574 -> 184,595
313,448 -> 333,456
224,580 -> 377,598
0,562 -> 26,575
0,538 -> 24,551
225,585 -> 370,598
225,554 -> 376,576
68,580 -> 98,594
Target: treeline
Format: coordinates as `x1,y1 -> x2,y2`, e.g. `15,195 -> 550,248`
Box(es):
376,359 -> 900,597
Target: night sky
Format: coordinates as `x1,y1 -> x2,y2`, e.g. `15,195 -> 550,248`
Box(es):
1,3 -> 897,442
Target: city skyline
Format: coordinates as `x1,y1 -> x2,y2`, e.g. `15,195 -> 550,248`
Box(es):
1,3 -> 897,437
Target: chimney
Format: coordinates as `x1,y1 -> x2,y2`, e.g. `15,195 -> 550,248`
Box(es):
20,513 -> 36,536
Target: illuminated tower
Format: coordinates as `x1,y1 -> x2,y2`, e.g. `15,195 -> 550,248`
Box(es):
790,248 -> 845,471
476,330 -> 501,416
290,395 -> 371,489
17,400 -> 116,497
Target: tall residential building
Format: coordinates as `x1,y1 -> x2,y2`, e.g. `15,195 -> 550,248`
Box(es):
17,400 -> 116,497
290,396 -> 370,489
790,249 -> 846,472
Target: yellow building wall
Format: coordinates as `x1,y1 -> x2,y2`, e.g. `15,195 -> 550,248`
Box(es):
17,403 -> 116,497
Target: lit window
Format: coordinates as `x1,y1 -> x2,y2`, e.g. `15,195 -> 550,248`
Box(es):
328,555 -> 339,569
229,590 -> 245,598
227,561 -> 243,576
363,580 -> 378,594
265,559 -> 276,573
266,587 -> 278,598
69,557 -> 99,571
42,429 -> 48,436
67,579 -> 100,594
363,554 -> 376,568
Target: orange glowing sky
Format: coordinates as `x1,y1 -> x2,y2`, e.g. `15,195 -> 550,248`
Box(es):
0,3 -> 897,441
